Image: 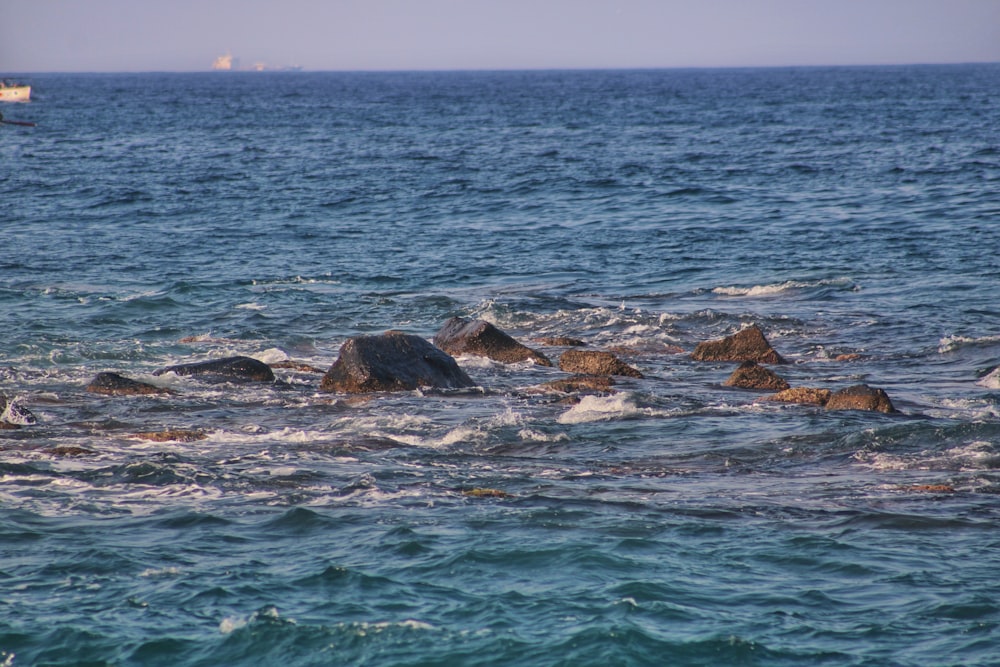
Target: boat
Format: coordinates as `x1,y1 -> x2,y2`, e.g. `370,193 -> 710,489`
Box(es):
0,81 -> 31,102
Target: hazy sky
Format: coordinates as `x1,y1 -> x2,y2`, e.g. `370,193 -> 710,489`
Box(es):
3,0 -> 999,72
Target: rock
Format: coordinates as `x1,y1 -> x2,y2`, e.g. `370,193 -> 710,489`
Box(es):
825,384 -> 896,413
537,375 -> 617,395
462,488 -> 513,498
536,336 -> 587,347
759,387 -> 832,406
133,429 -> 207,442
319,331 -> 475,393
433,317 -> 552,366
691,324 -> 786,364
153,356 -> 275,383
723,361 -> 790,391
1,393 -> 36,426
558,349 -> 643,378
86,372 -> 171,396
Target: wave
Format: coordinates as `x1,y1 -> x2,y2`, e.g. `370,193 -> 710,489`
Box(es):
939,334 -> 1000,354
712,278 -> 857,298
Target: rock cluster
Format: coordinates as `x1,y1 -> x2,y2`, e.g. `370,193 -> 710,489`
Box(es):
2,320 -> 901,438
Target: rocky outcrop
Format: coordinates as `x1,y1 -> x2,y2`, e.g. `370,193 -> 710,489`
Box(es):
723,361 -> 790,391
691,325 -> 786,364
153,356 -> 275,383
825,384 -> 896,413
759,387 -> 832,406
558,349 -> 643,378
433,317 -> 552,366
1,393 -> 36,428
86,372 -> 172,396
133,429 -> 207,442
320,331 -> 475,393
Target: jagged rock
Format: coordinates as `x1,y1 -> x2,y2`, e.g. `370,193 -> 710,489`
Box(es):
320,331 -> 475,393
723,361 -> 790,391
86,372 -> 171,396
691,324 -> 786,364
558,349 -> 643,378
536,336 -> 587,347
825,384 -> 896,413
759,387 -> 832,406
1,393 -> 36,427
433,317 -> 552,366
462,488 -> 513,498
153,356 -> 275,383
537,375 -> 617,395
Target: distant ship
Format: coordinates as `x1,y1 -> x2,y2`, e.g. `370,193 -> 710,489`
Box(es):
211,53 -> 301,72
0,81 -> 30,102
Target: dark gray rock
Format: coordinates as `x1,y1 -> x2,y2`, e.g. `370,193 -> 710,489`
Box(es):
433,317 -> 552,366
320,331 -> 476,393
86,372 -> 172,396
153,356 -> 275,383
0,393 -> 36,427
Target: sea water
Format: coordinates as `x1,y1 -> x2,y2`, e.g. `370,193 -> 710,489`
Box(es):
1,66 -> 999,666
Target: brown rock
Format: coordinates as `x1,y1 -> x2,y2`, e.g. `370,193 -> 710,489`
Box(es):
834,353 -> 863,361
536,336 -> 587,347
825,384 -> 896,413
759,387 -> 832,406
86,372 -> 171,396
723,361 -> 790,391
537,375 -> 616,395
433,317 -> 552,366
320,331 -> 475,393
558,349 -> 643,378
133,429 -> 207,442
462,488 -> 513,498
691,324 -> 786,364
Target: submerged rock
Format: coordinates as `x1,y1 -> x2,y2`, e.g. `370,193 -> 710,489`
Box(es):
536,375 -> 617,395
825,384 -> 896,413
433,317 -> 552,366
759,387 -> 832,406
536,336 -> 587,347
691,324 -> 786,364
558,349 -> 643,378
133,429 -> 208,442
723,361 -> 790,391
153,356 -> 275,383
1,393 -> 36,427
320,331 -> 475,393
86,372 -> 171,396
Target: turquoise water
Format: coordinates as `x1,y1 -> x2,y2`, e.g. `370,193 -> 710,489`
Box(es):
2,66 -> 1000,666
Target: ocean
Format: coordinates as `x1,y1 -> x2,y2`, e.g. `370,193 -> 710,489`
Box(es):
1,65 -> 999,666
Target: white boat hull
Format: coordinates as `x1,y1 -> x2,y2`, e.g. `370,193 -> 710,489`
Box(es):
0,86 -> 31,102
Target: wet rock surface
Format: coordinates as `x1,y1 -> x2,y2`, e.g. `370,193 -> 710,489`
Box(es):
692,324 -> 786,364
557,349 -> 643,378
434,317 -> 552,366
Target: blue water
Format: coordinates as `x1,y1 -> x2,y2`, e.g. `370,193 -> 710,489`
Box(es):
2,65 -> 1000,666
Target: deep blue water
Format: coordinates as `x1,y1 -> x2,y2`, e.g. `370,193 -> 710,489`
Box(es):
2,65 -> 1000,666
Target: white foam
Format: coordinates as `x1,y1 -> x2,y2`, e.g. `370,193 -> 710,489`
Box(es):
235,302 -> 266,310
557,394 -> 642,424
712,278 -> 854,297
976,367 -> 1000,389
518,428 -> 570,443
939,334 -> 1000,354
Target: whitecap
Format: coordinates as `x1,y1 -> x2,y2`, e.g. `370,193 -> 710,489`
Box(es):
976,366 -> 1000,390
557,394 -> 642,424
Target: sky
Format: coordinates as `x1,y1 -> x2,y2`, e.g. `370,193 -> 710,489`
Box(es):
2,0 -> 999,72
